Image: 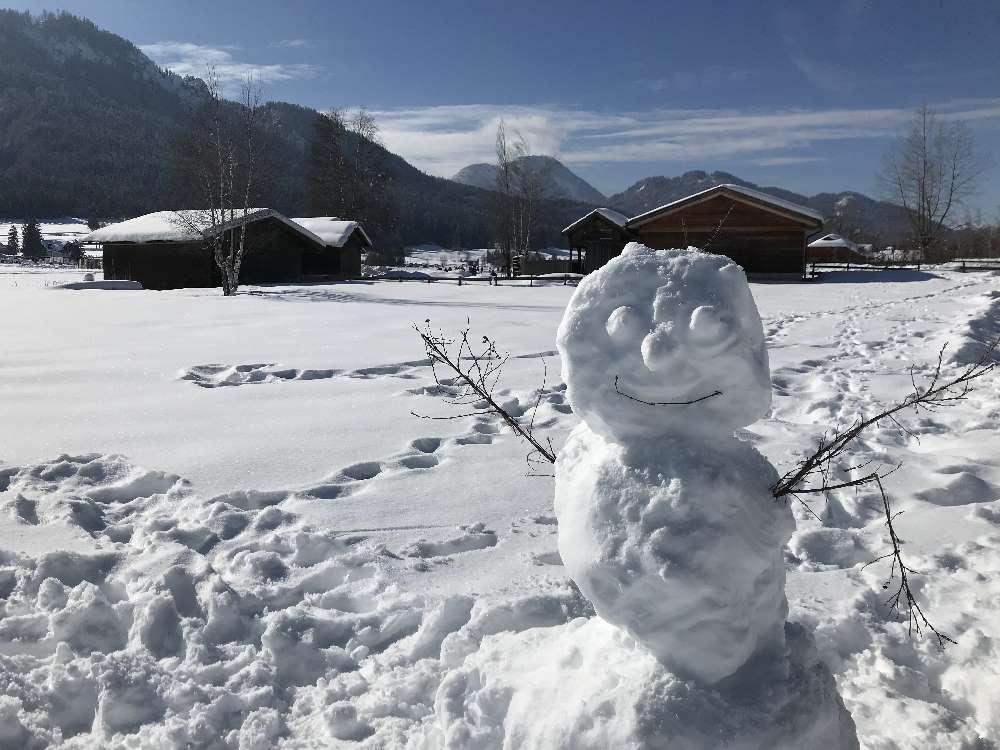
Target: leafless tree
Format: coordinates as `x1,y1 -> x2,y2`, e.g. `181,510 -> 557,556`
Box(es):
494,120 -> 545,275
878,105 -> 986,262
173,68 -> 264,296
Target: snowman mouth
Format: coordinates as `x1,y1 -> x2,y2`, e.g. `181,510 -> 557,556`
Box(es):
613,375 -> 722,406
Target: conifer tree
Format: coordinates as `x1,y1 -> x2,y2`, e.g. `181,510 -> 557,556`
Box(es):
21,219 -> 45,259
5,225 -> 18,256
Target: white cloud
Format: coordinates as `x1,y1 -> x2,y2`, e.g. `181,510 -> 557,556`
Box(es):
366,100 -> 1000,178
140,41 -> 321,90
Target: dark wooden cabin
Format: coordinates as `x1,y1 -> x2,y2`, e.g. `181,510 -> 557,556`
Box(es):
88,210 -> 369,290
562,208 -> 633,273
291,217 -> 370,278
562,185 -> 825,276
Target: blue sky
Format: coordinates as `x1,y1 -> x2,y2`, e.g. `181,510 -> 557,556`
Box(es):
16,0 -> 1000,209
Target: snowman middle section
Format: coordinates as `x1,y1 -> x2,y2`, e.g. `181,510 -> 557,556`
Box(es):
555,422 -> 796,684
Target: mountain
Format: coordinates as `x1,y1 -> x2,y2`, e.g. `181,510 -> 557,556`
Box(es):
607,170 -> 908,242
452,155 -> 606,204
0,10 -> 591,249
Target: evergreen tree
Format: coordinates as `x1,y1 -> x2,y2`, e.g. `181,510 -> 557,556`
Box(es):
5,225 -> 19,255
21,219 -> 45,259
305,110 -> 349,216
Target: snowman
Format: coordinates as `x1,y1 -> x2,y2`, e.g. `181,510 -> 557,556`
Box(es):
418,244 -> 858,749
555,243 -> 795,684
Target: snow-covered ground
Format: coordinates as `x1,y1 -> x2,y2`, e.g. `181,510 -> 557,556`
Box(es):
1,265 -> 999,748
402,245 -> 569,272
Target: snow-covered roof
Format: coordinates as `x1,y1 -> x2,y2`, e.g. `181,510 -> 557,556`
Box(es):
626,184 -> 824,228
83,209 -> 278,244
808,233 -> 860,251
291,217 -> 372,248
85,210 -> 372,252
562,207 -> 630,235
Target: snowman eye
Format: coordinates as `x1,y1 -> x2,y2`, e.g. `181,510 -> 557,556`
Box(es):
606,306 -> 648,343
688,306 -> 727,343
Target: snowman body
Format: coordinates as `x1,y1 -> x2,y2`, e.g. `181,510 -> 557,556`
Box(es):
555,243 -> 795,684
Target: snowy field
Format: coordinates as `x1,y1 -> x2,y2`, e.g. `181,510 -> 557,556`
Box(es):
0,220 -> 91,249
1,264 -> 999,747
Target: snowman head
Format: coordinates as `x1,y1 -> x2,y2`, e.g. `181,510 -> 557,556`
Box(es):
557,244 -> 771,442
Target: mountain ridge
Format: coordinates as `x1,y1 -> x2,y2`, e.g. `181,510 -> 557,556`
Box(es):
449,159 -> 908,240
452,155 -> 607,204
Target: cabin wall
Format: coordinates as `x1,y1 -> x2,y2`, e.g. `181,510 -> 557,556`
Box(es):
636,230 -> 806,274
238,220 -> 305,284
340,234 -> 363,277
103,242 -> 215,289
301,233 -> 364,277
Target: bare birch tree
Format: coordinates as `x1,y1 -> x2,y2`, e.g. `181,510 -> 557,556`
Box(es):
878,105 -> 985,262
494,120 -> 545,275
173,68 -> 264,296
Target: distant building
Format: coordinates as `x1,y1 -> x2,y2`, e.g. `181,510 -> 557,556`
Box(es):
560,208 -> 631,273
807,233 -> 867,264
290,217 -> 368,278
84,210 -> 371,289
563,184 -> 825,276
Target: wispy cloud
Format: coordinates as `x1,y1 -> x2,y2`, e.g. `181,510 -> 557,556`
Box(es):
368,100 -> 1000,178
140,41 -> 321,90
270,38 -> 312,49
750,156 -> 828,167
638,66 -> 753,92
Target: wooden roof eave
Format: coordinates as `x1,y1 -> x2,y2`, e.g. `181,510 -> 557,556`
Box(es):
626,188 -> 823,230
562,210 -> 631,238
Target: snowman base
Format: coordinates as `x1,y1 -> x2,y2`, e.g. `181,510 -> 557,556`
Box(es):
419,617 -> 858,750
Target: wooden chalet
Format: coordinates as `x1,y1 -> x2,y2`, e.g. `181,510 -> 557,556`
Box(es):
562,208 -> 632,273
563,184 -> 825,277
807,233 -> 867,264
85,210 -> 370,290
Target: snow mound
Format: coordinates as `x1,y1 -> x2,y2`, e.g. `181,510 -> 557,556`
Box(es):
557,243 -> 771,442
415,617 -> 858,750
951,291 -> 1000,365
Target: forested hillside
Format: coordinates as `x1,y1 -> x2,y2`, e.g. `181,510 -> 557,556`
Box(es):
0,10 -> 589,249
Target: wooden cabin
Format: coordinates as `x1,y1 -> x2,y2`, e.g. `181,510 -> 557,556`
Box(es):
563,184 -> 825,276
291,217 -> 369,277
562,208 -> 633,273
85,210 -> 370,290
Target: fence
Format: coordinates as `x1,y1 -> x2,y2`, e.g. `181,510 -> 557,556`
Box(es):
519,257 -> 576,276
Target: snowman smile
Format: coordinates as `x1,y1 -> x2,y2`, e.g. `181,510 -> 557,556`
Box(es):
613,375 -> 723,407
